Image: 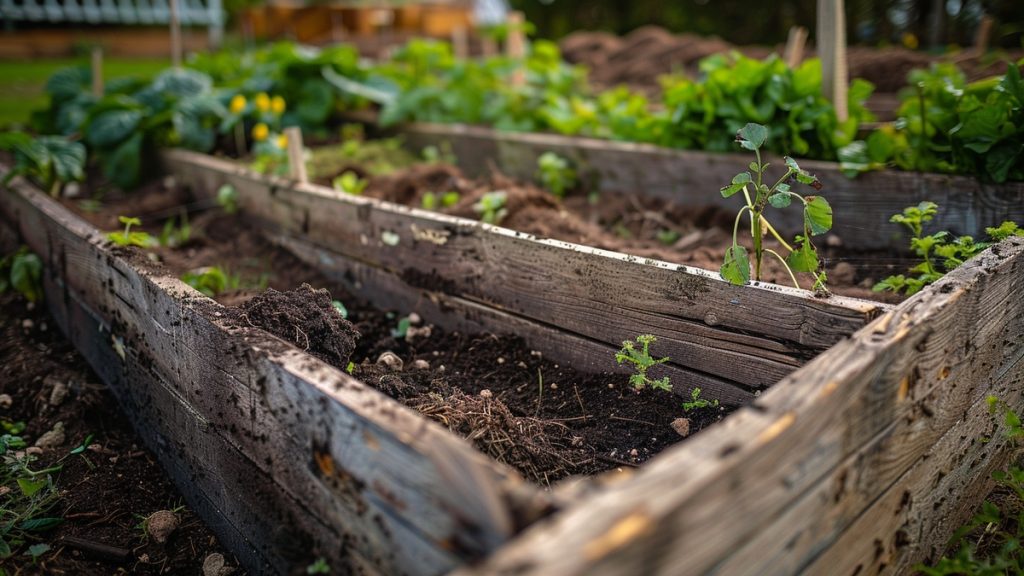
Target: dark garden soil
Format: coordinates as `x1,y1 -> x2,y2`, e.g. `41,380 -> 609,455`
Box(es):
316,160 -> 904,303
559,26 -> 1023,120
63,183 -> 726,488
0,290 -> 243,575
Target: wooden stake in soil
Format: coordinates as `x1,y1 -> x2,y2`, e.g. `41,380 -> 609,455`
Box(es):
505,11 -> 526,87
452,25 -> 468,59
169,0 -> 183,68
784,26 -> 808,68
90,47 -> 103,98
817,0 -> 848,122
974,15 -> 994,53
285,127 -> 307,184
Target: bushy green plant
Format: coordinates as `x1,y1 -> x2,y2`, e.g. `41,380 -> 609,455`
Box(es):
0,247 -> 43,303
0,420 -> 64,560
0,132 -> 85,197
615,334 -> 671,392
536,152 -> 577,197
332,171 -> 368,195
874,202 -> 1022,296
719,123 -> 832,291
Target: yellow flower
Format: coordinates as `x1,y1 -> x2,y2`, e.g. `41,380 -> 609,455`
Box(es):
251,123 -> 269,142
902,32 -> 919,50
271,95 -> 286,115
229,94 -> 246,114
255,92 -> 271,112
276,134 -> 288,149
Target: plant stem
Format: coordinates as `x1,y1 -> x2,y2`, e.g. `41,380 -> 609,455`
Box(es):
764,249 -> 800,289
732,206 -> 750,245
753,209 -> 763,280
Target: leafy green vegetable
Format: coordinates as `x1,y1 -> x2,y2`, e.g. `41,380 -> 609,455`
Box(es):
0,247 -> 44,303
0,132 -> 85,196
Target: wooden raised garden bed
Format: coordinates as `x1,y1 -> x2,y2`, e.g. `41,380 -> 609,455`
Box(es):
381,120 -> 1024,251
1,148 -> 1022,575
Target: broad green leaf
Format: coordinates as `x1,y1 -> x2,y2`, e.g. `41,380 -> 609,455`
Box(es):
804,196 -> 833,235
102,133 -> 144,189
720,245 -> 750,285
0,537 -> 10,559
18,517 -> 62,532
17,477 -> 47,497
737,123 -> 768,151
786,239 -> 818,272
720,171 -> 751,197
45,67 -> 90,102
38,137 -> 86,184
768,192 -> 792,208
86,109 -> 143,149
10,253 -> 42,303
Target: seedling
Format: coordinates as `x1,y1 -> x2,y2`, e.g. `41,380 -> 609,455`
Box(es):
107,216 -> 154,248
421,191 -> 461,211
331,299 -> 348,319
0,247 -> 43,303
307,558 -> 331,574
391,316 -> 411,339
874,203 -> 1021,296
332,171 -> 368,195
421,142 -> 456,165
536,152 -> 577,198
474,191 -> 508,225
217,184 -> 239,214
681,387 -> 719,412
158,212 -> 192,248
181,266 -> 239,297
656,229 -> 681,246
615,334 -> 671,392
720,124 -> 832,292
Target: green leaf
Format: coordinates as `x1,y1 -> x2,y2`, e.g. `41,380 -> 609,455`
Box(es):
102,133 -> 143,189
26,543 -> 50,559
0,537 -> 10,558
804,196 -> 833,235
86,109 -> 143,149
737,123 -> 768,151
10,252 -> 43,303
332,300 -> 348,319
40,138 -> 86,184
786,239 -> 818,272
18,517 -> 63,532
768,192 -> 792,208
17,477 -> 47,497
720,245 -> 750,285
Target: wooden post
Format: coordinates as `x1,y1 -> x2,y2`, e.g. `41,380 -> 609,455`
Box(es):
451,25 -> 468,59
285,127 -> 307,184
817,0 -> 848,122
169,0 -> 183,68
90,47 -> 103,98
505,11 -> 526,87
974,15 -> 994,53
784,26 -> 808,68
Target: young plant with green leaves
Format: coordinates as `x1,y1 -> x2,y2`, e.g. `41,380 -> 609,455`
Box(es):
874,202 -> 1023,296
421,190 -> 461,211
332,171 -> 369,195
719,123 -> 833,292
181,266 -> 240,298
473,191 -> 508,225
107,216 -> 154,248
0,132 -> 85,197
0,247 -> 43,303
615,334 -> 671,392
536,152 -> 577,198
681,387 -> 719,412
158,212 -> 191,248
217,184 -> 239,214
0,420 -> 64,560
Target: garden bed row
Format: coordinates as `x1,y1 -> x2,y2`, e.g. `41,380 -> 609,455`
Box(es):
372,119 -> 1024,251
2,149 -> 1022,575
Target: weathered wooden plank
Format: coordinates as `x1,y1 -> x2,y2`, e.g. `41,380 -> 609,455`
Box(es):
452,235 -> 1024,576
163,149 -> 885,402
390,121 -> 1024,251
0,173 -> 549,576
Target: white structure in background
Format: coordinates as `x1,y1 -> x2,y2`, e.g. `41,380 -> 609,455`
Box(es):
0,0 -> 225,46
473,0 -> 507,27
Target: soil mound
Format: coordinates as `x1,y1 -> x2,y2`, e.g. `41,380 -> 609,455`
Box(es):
239,283 -> 360,367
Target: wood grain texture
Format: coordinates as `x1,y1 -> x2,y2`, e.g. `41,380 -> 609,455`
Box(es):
0,173 -> 549,576
162,149 -> 885,404
388,121 -> 1024,251
451,236 -> 1024,576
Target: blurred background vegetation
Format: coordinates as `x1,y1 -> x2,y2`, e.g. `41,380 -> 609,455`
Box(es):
513,0 -> 1024,49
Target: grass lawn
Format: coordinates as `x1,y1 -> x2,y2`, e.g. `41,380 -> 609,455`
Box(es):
0,57 -> 169,128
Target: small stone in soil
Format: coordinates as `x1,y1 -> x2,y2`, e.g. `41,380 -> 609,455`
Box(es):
0,394 -> 11,408
34,421 -> 65,448
410,359 -> 430,370
21,318 -> 33,330
408,312 -> 422,325
671,418 -> 691,437
146,509 -> 181,544
376,351 -> 404,371
47,377 -> 69,406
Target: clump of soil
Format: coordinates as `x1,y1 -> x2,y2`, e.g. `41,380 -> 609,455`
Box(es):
238,283 -> 360,367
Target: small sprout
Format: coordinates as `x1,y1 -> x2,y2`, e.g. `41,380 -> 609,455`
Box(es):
307,558 -> 331,574
331,299 -> 348,319
421,191 -> 461,211
25,543 -> 50,562
345,361 -> 356,375
181,266 -> 238,297
536,152 -> 577,198
421,142 -> 456,165
391,316 -> 411,339
656,229 -> 681,246
107,216 -> 154,248
474,191 -> 508,225
332,171 -> 368,195
720,124 -> 831,290
615,334 -> 671,392
159,212 -> 192,248
681,387 -> 719,412
217,184 -> 239,214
